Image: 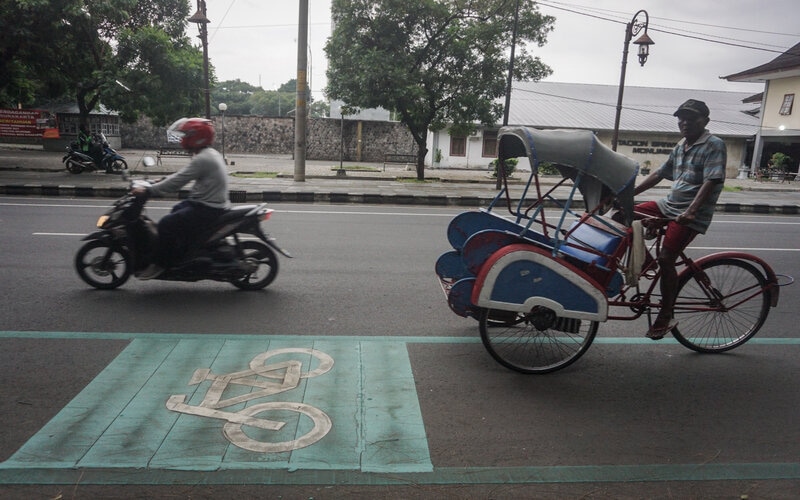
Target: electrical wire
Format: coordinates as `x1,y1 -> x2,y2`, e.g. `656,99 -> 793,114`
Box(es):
536,0 -> 793,55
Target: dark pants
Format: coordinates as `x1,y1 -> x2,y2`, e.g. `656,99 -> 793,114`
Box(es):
156,200 -> 225,267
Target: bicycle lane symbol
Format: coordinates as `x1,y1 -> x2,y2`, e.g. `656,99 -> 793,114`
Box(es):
166,348 -> 334,453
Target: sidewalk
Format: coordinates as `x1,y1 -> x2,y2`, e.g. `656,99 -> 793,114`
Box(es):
0,146 -> 798,214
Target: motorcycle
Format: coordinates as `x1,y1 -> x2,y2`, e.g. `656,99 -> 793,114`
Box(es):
63,132 -> 128,174
74,158 -> 291,290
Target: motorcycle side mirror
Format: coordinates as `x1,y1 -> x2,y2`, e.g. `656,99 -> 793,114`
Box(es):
142,156 -> 156,168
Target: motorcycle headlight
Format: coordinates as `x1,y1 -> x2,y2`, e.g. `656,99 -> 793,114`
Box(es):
96,215 -> 110,228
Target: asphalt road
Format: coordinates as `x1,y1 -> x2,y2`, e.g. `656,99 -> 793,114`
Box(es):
1,197 -> 799,499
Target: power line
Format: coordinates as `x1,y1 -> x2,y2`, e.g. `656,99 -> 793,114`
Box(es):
536,0 -> 792,56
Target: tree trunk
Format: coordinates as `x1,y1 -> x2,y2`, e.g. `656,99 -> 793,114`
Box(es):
415,146 -> 428,181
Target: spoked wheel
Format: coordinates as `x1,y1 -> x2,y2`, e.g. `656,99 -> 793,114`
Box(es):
672,258 -> 770,353
75,240 -> 131,289
108,159 -> 128,172
231,240 -> 278,290
479,306 -> 598,374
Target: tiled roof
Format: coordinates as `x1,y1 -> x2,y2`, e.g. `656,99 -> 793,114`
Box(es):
507,81 -> 759,137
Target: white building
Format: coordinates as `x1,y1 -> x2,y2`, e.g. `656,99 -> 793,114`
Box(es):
724,41 -> 800,176
427,81 -> 760,178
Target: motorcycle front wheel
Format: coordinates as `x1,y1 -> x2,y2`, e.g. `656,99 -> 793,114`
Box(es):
75,240 -> 131,289
232,240 -> 278,290
107,159 -> 127,172
65,159 -> 83,174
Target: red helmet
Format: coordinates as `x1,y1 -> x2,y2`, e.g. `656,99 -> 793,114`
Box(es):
168,117 -> 215,150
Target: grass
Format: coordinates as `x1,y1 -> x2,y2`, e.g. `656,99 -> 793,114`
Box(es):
396,177 -> 437,183
231,171 -> 279,178
329,165 -> 380,172
723,185 -> 743,192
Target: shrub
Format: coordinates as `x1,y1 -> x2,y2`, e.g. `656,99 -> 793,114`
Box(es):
490,158 -> 518,178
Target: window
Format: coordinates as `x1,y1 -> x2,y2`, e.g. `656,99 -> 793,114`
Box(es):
482,130 -> 498,157
779,93 -> 794,115
450,135 -> 466,156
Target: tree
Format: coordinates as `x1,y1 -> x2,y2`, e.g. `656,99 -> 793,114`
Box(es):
213,79 -> 261,115
325,0 -> 554,179
0,0 -> 203,126
108,25 -> 207,125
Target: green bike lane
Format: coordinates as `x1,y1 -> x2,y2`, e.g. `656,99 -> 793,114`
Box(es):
1,331 -> 799,486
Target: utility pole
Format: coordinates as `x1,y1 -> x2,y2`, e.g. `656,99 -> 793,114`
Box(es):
294,0 -> 309,181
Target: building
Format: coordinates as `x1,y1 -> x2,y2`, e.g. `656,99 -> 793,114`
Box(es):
42,103 -> 122,151
724,41 -> 800,176
427,81 -> 760,177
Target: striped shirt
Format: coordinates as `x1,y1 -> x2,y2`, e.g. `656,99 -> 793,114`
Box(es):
655,131 -> 726,234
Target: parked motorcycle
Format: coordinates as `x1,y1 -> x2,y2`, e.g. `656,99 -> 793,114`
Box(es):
74,159 -> 291,290
63,132 -> 128,174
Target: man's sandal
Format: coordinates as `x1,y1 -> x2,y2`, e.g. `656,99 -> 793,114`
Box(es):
646,319 -> 679,340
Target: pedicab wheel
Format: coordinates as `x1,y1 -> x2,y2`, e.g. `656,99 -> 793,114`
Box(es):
672,258 -> 770,353
74,240 -> 131,289
231,240 -> 278,290
478,306 -> 598,374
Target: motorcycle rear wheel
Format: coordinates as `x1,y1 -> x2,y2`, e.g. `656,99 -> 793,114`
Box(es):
231,241 -> 278,290
75,240 -> 131,289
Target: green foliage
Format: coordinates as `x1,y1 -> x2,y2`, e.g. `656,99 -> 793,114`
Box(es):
537,161 -> 559,176
325,0 -> 554,180
213,79 -> 329,117
1,0 -> 197,125
770,152 -> 792,171
490,158 -> 518,178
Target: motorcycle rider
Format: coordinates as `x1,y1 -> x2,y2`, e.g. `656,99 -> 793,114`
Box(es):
133,117 -> 230,279
78,124 -> 113,173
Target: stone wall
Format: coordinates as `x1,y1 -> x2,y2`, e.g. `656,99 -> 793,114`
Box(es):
121,115 -> 417,163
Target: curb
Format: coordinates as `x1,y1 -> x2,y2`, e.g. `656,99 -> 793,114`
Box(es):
2,183 -> 799,214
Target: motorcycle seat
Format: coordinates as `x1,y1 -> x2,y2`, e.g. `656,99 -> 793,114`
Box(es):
216,205 -> 259,223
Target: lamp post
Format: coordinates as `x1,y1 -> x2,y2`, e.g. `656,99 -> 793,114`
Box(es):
188,0 -> 211,119
611,9 -> 654,152
218,102 -> 227,164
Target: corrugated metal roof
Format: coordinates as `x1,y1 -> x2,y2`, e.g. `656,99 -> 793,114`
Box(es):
507,81 -> 759,137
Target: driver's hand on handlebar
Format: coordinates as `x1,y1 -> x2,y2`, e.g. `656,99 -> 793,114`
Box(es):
131,186 -> 149,197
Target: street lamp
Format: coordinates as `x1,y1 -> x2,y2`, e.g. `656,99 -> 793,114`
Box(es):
218,102 -> 227,164
188,0 -> 211,119
611,9 -> 654,152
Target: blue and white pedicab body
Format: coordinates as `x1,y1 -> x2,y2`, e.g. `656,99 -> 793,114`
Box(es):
435,127 -> 639,372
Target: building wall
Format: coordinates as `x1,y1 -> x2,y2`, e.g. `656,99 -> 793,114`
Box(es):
429,128 -> 749,178
761,76 -> 800,133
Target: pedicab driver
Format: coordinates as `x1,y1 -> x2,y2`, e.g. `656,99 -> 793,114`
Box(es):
632,99 -> 726,340
134,117 -> 230,279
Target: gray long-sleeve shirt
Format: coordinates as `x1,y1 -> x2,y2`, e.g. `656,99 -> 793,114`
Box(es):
148,147 -> 230,209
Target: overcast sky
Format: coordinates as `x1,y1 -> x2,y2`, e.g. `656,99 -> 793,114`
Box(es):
204,0 -> 798,99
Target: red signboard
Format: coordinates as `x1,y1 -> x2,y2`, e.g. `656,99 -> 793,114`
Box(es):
0,108 -> 55,138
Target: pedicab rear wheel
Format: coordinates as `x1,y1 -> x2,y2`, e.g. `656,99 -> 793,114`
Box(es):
479,306 -> 598,374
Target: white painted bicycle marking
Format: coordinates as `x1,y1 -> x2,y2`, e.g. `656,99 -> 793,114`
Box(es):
166,347 -> 334,452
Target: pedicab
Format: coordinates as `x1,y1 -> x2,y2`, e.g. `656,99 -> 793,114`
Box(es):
435,126 -> 791,374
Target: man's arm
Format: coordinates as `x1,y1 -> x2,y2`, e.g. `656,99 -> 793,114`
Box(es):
634,170 -> 664,196
675,178 -> 723,225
